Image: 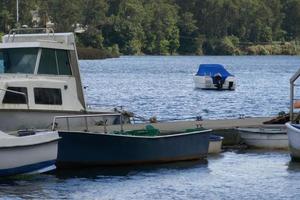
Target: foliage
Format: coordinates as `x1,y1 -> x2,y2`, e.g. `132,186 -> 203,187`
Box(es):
0,0 -> 300,55
142,0 -> 180,55
0,32 -> 3,42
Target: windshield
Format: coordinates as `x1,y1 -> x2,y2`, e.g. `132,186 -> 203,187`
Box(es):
0,48 -> 38,74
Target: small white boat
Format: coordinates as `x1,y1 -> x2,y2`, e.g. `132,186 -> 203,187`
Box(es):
286,123 -> 300,161
208,135 -> 223,154
285,67 -> 300,161
237,126 -> 288,149
0,130 -> 59,177
193,64 -> 236,90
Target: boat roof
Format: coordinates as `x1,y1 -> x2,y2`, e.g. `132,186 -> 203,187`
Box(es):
1,32 -> 75,50
196,64 -> 234,77
0,41 -> 74,50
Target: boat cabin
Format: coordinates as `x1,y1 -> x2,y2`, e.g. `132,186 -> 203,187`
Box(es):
0,29 -> 86,112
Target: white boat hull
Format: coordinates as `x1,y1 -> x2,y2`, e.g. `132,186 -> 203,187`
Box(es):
193,75 -> 236,90
0,131 -> 59,177
286,123 -> 300,160
0,110 -> 122,131
238,127 -> 288,149
208,140 -> 223,154
208,135 -> 223,154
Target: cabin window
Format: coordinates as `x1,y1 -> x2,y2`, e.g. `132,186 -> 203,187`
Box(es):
57,50 -> 72,75
38,49 -> 72,75
3,87 -> 28,104
38,49 -> 58,74
0,48 -> 38,74
34,88 -> 62,105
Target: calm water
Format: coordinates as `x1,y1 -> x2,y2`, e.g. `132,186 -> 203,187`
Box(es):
1,56 -> 300,199
81,56 -> 300,121
1,151 -> 300,200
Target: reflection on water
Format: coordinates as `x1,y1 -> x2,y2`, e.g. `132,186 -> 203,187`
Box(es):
287,160 -> 300,172
1,151 -> 300,199
54,159 -> 208,179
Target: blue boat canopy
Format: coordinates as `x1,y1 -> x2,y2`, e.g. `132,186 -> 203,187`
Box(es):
196,64 -> 233,77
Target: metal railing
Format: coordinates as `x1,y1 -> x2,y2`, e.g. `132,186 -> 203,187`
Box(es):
6,28 -> 55,43
51,113 -> 124,133
0,88 -> 29,109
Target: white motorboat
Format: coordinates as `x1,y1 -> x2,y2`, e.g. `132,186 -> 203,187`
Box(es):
0,130 -> 59,177
0,28 -> 129,131
286,67 -> 300,161
193,64 -> 236,90
237,126 -> 288,149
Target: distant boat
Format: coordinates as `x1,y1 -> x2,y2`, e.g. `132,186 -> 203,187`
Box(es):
237,126 -> 288,149
0,130 -> 59,177
193,64 -> 236,90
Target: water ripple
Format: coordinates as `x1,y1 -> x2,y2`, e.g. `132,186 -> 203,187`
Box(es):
80,56 -> 300,121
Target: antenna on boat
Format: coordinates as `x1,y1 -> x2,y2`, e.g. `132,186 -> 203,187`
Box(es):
16,0 -> 20,27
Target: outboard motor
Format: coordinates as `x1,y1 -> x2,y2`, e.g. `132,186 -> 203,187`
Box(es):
213,73 -> 223,89
228,81 -> 234,90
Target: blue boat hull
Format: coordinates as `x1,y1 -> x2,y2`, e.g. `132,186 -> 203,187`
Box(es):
56,130 -> 211,168
0,160 -> 56,177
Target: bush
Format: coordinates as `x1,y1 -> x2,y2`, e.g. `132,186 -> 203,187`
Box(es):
270,44 -> 282,55
202,40 -> 215,55
281,42 -> 297,55
124,39 -> 143,55
259,26 -> 273,42
159,40 -> 170,55
195,35 -> 206,55
77,29 -> 104,49
0,32 -> 4,42
111,44 -> 120,57
245,45 -> 270,55
77,47 -> 119,60
214,37 -> 238,55
227,36 -> 240,46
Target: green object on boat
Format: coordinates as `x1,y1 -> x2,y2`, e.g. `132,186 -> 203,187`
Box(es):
113,125 -> 160,136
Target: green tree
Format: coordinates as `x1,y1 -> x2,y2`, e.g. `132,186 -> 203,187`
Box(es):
113,0 -> 145,54
143,0 -> 180,55
81,0 -> 108,28
282,0 -> 300,40
46,0 -> 81,32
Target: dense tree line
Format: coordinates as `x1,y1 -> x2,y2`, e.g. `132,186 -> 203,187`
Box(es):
0,0 -> 300,55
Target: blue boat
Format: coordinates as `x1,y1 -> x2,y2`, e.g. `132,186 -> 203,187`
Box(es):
52,114 -> 211,168
193,64 -> 236,90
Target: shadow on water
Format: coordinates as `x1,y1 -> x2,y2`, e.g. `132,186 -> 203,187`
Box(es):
287,160 -> 300,172
234,148 -> 289,155
53,159 -> 208,179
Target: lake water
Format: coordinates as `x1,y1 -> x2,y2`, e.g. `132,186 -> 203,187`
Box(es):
1,150 -> 300,200
80,56 -> 300,121
1,56 -> 300,199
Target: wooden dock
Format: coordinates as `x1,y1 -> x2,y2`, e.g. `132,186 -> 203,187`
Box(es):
68,117 -> 274,146
82,117 -> 273,133
110,117 -> 273,132
122,117 -> 273,146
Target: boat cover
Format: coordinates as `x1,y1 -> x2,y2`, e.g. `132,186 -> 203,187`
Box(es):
195,64 -> 234,80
